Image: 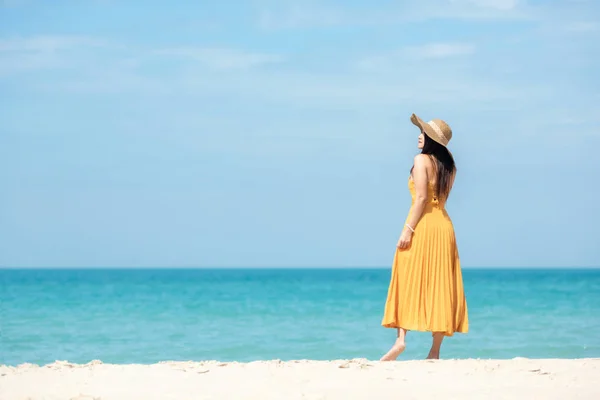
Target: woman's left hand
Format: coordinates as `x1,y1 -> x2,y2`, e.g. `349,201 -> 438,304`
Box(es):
396,228 -> 413,250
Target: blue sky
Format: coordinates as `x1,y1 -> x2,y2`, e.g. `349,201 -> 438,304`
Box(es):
1,0 -> 599,268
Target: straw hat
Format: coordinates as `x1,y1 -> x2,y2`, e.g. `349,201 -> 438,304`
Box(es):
410,113 -> 452,147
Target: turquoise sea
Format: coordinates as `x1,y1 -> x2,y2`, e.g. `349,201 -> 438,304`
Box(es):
1,268 -> 599,366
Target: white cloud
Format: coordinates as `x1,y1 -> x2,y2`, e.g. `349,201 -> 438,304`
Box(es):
0,35 -> 106,53
0,35 -> 112,75
258,4 -> 349,30
406,43 -> 476,59
0,36 -> 532,111
450,0 -> 520,11
153,47 -> 284,70
0,37 -> 280,74
356,43 -> 475,72
564,21 -> 599,33
256,0 -> 530,30
32,56 -> 534,111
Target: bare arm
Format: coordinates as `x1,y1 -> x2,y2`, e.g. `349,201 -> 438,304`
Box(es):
405,154 -> 429,231
397,154 -> 429,249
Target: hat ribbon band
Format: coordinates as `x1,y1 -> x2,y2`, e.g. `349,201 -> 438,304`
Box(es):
427,121 -> 446,143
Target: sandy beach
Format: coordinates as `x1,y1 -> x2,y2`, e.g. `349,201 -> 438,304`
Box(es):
1,358 -> 598,400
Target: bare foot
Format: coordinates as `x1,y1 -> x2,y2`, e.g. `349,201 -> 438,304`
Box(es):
426,350 -> 439,360
380,340 -> 406,361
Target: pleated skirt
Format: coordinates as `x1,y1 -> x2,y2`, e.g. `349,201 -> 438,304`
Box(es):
381,206 -> 469,336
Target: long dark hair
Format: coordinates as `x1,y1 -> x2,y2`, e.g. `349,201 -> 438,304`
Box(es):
413,134 -> 456,200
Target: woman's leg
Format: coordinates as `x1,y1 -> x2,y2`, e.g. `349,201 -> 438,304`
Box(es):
380,328 -> 407,361
426,332 -> 444,359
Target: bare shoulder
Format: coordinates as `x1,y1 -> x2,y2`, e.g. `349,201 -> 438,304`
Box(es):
413,154 -> 430,167
413,154 -> 434,172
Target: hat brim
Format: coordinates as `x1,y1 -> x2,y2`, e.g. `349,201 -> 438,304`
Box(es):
410,113 -> 447,147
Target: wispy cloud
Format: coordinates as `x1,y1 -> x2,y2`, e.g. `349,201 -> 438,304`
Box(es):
0,35 -> 107,52
257,0 -> 530,30
0,35 -> 284,78
0,35 -> 112,75
563,21 -> 599,33
356,42 -> 475,72
450,0 -> 520,11
153,47 -> 283,70
406,43 -> 476,59
34,55 -> 535,111
258,4 -> 349,30
1,35 -> 533,110
0,35 -> 119,76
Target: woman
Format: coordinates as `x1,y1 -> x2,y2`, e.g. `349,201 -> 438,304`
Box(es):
380,113 -> 469,361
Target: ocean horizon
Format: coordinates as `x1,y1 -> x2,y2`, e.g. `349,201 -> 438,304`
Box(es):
3,266 -> 600,269
2,267 -> 599,366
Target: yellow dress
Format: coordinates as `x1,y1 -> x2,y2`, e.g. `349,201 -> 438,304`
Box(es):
382,177 -> 469,336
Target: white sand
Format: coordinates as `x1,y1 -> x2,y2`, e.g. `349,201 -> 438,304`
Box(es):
1,358 -> 598,400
